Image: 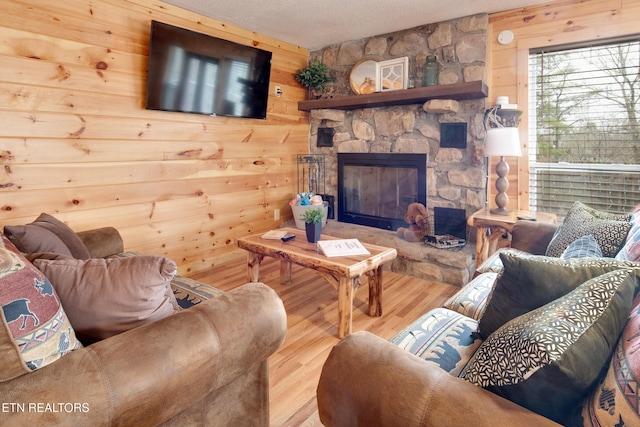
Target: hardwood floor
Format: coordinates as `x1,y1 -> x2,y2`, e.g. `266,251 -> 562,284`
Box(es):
188,254 -> 459,427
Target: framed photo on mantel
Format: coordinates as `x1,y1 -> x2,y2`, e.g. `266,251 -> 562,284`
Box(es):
375,57 -> 409,92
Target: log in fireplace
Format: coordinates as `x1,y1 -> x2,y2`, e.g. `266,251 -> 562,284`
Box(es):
337,153 -> 427,231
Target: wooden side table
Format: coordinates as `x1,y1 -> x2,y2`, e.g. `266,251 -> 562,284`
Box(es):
468,208 -> 557,269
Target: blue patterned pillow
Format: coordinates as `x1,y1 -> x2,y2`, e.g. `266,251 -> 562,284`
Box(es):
391,308 -> 482,376
462,268 -> 638,425
561,235 -> 603,259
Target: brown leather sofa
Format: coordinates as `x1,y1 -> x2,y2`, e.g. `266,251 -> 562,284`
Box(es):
0,227 -> 287,426
317,221 -> 562,427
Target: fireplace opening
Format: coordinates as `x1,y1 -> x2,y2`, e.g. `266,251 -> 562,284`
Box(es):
338,153 -> 427,231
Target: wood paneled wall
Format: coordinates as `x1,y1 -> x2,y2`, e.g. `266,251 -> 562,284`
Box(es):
488,0 -> 640,210
0,0 -> 310,274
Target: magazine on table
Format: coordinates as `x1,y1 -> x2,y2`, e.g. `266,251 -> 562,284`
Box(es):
317,239 -> 370,257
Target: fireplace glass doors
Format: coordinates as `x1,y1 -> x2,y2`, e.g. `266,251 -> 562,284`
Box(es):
338,153 -> 427,231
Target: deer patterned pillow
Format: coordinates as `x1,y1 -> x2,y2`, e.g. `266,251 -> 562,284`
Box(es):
576,293 -> 640,426
0,234 -> 80,382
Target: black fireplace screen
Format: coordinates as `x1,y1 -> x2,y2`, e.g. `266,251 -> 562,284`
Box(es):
338,153 -> 427,231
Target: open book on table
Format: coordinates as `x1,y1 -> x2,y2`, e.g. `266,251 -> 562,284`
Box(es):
317,239 -> 371,257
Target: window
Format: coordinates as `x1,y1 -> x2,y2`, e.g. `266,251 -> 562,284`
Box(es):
528,37 -> 640,216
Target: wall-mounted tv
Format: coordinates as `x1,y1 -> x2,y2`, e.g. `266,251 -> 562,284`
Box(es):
145,21 -> 272,120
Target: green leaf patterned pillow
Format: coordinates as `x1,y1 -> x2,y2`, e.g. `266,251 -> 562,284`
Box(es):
478,251 -> 640,339
462,268 -> 638,425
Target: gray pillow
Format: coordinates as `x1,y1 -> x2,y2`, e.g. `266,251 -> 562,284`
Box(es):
4,213 -> 91,259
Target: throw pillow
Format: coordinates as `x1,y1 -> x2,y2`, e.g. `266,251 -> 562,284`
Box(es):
546,201 -> 631,258
0,234 -> 80,381
575,293 -> 640,426
391,307 -> 483,377
4,213 -> 91,259
462,269 -> 637,425
616,204 -> 640,262
33,255 -> 180,343
478,251 -> 640,339
560,235 -> 603,259
475,248 -> 527,275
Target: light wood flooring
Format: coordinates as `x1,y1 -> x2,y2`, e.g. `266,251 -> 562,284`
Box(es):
188,254 -> 459,427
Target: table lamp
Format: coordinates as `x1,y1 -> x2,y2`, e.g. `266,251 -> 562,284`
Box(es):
485,127 -> 521,215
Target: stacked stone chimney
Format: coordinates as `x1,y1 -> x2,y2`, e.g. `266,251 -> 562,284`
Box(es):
308,14 -> 489,223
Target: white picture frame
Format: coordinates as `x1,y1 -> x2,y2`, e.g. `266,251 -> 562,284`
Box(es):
375,57 -> 409,92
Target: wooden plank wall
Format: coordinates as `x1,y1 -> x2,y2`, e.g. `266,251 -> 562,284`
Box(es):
0,0 -> 310,274
488,0 -> 640,210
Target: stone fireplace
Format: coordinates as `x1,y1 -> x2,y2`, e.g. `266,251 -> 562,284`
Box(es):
298,14 -> 490,286
338,153 -> 427,230
307,14 -> 489,230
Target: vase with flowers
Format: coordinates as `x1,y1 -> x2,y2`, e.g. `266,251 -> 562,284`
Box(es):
302,206 -> 325,243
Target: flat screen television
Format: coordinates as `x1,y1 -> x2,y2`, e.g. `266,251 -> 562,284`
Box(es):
145,21 -> 272,119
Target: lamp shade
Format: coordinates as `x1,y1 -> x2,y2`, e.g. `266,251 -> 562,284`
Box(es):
484,127 -> 522,157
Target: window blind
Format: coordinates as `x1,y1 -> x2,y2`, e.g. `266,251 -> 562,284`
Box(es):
528,37 -> 640,216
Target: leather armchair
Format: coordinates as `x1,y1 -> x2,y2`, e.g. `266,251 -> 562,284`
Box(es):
318,331 -> 561,427
1,227 -> 287,426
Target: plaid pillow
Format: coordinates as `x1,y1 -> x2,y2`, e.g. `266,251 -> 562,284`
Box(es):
561,235 -> 603,259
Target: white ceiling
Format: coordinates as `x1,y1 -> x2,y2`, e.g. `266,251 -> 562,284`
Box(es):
163,0 -> 553,50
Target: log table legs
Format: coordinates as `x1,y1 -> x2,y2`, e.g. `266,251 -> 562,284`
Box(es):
236,229 -> 397,338
244,250 -> 385,338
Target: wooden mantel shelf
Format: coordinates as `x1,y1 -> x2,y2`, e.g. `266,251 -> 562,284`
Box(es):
298,80 -> 488,111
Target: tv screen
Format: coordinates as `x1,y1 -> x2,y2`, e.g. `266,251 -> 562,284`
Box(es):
145,21 -> 272,119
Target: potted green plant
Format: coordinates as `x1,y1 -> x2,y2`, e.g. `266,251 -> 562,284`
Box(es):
295,58 -> 333,99
302,207 -> 325,243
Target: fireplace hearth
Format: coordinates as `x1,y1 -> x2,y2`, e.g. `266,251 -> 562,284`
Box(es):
338,153 -> 427,231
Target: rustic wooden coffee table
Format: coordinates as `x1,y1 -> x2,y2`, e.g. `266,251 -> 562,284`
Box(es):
236,227 -> 397,338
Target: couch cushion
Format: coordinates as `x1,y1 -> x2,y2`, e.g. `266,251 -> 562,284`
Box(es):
546,201 -> 631,258
462,268 -> 637,425
475,248 -> 527,275
616,204 -> 640,262
478,251 -> 640,339
576,293 -> 640,426
560,234 -> 603,259
391,307 -> 483,376
33,255 -> 180,343
0,234 -> 80,381
443,272 -> 496,320
4,213 -> 91,259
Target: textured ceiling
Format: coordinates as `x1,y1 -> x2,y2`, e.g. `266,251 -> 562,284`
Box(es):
163,0 -> 552,50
